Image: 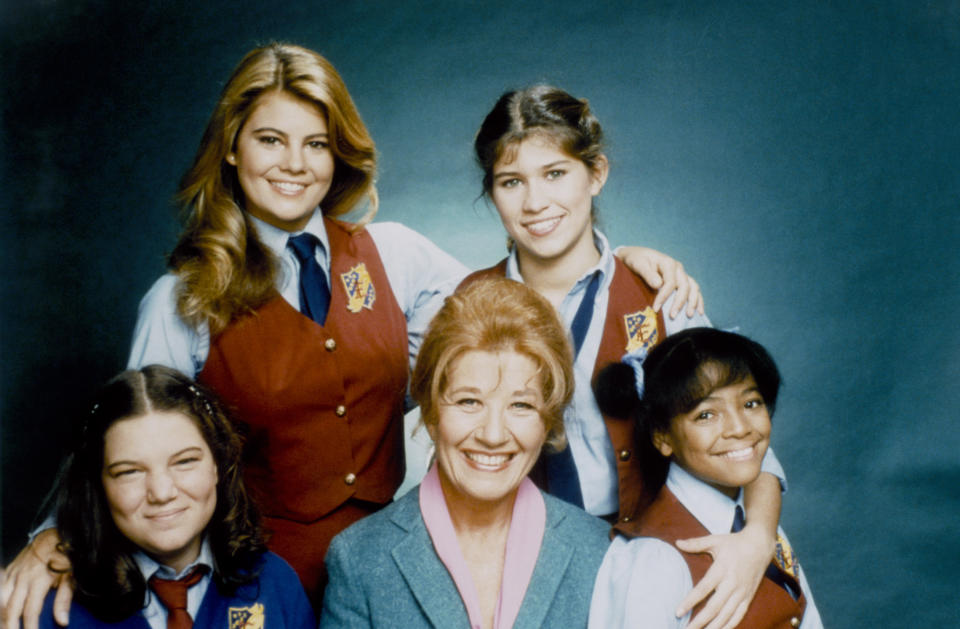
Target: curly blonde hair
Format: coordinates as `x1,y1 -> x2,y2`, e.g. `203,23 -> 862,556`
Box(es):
169,43 -> 378,333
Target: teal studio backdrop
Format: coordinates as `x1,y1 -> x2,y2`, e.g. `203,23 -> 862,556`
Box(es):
2,1 -> 958,625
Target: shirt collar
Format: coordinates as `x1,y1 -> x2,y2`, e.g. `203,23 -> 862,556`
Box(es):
246,207 -> 330,265
665,462 -> 744,535
133,537 -> 215,581
504,228 -> 615,292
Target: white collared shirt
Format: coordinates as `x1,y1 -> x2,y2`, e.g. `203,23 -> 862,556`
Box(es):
588,463 -> 823,628
504,230 -> 718,514
127,207 -> 469,384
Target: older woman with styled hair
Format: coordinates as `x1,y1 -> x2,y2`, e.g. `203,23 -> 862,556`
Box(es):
36,365 -> 314,628
321,277 -> 610,629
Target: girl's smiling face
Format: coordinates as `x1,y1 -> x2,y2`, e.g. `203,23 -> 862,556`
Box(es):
227,90 -> 335,232
428,349 -> 547,511
654,373 -> 771,499
490,136 -> 607,274
102,411 -> 218,572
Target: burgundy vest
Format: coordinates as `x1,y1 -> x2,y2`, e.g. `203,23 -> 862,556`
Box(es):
460,256 -> 665,521
622,487 -> 808,629
199,218 -> 408,523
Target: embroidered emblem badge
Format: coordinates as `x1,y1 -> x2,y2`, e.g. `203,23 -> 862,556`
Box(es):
229,603 -> 264,629
774,533 -> 800,579
340,262 -> 376,313
624,306 -> 659,353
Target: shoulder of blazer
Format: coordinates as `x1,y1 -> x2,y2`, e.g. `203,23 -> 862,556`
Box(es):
326,488 -> 421,563
542,492 -> 611,552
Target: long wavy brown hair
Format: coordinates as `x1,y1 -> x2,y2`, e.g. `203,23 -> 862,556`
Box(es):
169,43 -> 378,334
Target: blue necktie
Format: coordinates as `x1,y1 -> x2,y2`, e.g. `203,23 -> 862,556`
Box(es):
288,233 -> 331,326
545,272 -> 601,509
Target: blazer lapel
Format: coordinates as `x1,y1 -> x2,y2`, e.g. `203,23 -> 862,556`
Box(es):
389,491 -> 470,628
513,502 -> 574,628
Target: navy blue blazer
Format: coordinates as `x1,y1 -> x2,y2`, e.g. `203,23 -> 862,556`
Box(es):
37,552 -> 314,629
320,486 -> 610,628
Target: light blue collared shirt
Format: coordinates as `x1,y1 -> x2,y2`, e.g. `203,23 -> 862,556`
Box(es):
127,208 -> 469,386
504,229 -> 721,515
134,539 -> 215,629
588,463 -> 823,628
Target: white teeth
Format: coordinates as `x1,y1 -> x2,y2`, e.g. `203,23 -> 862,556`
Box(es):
525,217 -> 561,236
721,447 -> 754,461
465,452 -> 511,467
271,181 -> 306,193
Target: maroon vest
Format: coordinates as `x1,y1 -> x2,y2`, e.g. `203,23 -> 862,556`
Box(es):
199,218 -> 408,523
623,487 -> 808,629
460,256 -> 665,521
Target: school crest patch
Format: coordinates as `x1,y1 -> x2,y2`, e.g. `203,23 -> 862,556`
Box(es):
228,603 -> 264,629
624,306 -> 659,353
340,262 -> 376,313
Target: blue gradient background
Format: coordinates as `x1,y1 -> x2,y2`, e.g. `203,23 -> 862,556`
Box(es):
3,2 -> 958,625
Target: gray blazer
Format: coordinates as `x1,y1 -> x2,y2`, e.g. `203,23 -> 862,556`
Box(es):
320,486 -> 610,628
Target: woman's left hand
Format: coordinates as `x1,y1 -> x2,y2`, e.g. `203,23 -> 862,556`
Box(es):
672,524 -> 776,629
615,247 -> 704,318
1,529 -> 74,629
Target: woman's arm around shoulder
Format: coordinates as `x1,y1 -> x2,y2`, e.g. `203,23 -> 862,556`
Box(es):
127,273 -> 207,377
588,536 -> 692,629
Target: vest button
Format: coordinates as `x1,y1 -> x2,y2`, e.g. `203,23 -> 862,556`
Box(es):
335,405 -> 346,417
344,473 -> 357,485
618,449 -> 631,461
324,338 -> 337,351
790,617 -> 800,627
621,516 -> 631,523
